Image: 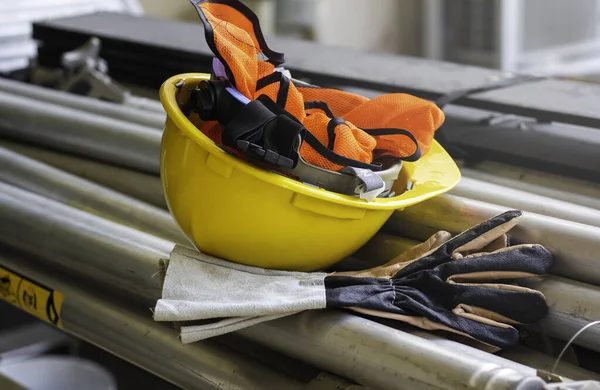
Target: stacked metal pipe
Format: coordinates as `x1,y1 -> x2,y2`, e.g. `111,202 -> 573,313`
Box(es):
1,80 -> 600,389
0,174 -> 558,390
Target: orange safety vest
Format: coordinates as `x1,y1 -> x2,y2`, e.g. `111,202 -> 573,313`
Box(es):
188,0 -> 445,175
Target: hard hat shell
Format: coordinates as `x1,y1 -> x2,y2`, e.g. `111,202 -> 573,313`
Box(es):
159,73 -> 461,271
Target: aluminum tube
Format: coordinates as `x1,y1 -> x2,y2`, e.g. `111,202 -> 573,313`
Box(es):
0,250 -> 304,390
0,91 -> 161,174
240,311 -> 547,390
0,77 -> 166,129
521,276 -> 600,355
461,161 -> 600,208
8,179 -> 580,384
407,329 -> 600,382
0,187 -> 549,390
0,140 -> 166,208
461,167 -> 600,211
125,94 -> 168,115
452,176 -> 600,228
0,146 -> 189,246
0,182 -> 172,304
498,345 -> 600,382
384,194 -> 600,287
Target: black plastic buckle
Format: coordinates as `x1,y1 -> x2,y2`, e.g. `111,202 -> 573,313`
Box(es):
236,140 -> 294,169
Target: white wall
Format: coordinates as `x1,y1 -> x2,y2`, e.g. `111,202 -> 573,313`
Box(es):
138,0 -> 199,22
138,0 -> 423,56
311,0 -> 422,55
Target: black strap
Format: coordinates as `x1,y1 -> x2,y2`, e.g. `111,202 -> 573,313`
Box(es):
363,128 -> 422,162
222,100 -> 277,146
304,101 -> 335,118
262,114 -> 305,162
255,71 -> 292,108
258,95 -> 383,171
256,72 -> 282,91
277,74 -> 291,107
327,117 -> 344,149
304,102 -> 421,163
302,133 -> 382,171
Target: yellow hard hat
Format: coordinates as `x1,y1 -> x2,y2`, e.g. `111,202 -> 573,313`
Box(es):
159,73 -> 461,271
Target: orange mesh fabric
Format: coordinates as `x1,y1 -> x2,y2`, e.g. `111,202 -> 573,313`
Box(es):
195,0 -> 308,120
344,94 -> 445,158
190,0 -> 444,172
297,87 -> 369,117
198,2 -> 267,97
300,113 -> 376,171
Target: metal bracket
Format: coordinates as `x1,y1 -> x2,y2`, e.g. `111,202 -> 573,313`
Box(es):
56,37 -> 131,104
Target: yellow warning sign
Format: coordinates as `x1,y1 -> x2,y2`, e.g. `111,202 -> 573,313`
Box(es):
0,266 -> 64,328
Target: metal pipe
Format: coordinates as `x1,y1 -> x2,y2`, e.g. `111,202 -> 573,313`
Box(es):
459,160 -> 600,208
0,77 -> 166,129
408,329 -> 600,382
125,94 -> 168,115
0,91 -> 161,174
0,181 -> 172,304
452,176 -> 600,228
521,275 -> 600,355
239,311 -> 547,390
10,155 -> 590,377
0,249 -> 304,390
0,145 -> 189,246
498,345 -> 600,382
461,167 -> 600,211
384,194 -> 600,287
0,140 -> 166,208
0,185 -> 551,390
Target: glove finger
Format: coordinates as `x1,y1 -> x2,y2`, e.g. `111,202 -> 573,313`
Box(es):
389,231 -> 452,265
349,305 -> 519,350
438,244 -> 553,282
394,211 -> 526,279
440,210 -> 523,256
452,303 -> 521,325
452,282 -> 548,325
335,231 -> 452,278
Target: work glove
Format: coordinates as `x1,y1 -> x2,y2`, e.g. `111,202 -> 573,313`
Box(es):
153,210 -> 552,349
329,209 -> 553,350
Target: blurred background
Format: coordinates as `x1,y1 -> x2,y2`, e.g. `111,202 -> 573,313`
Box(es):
2,0 -> 600,80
